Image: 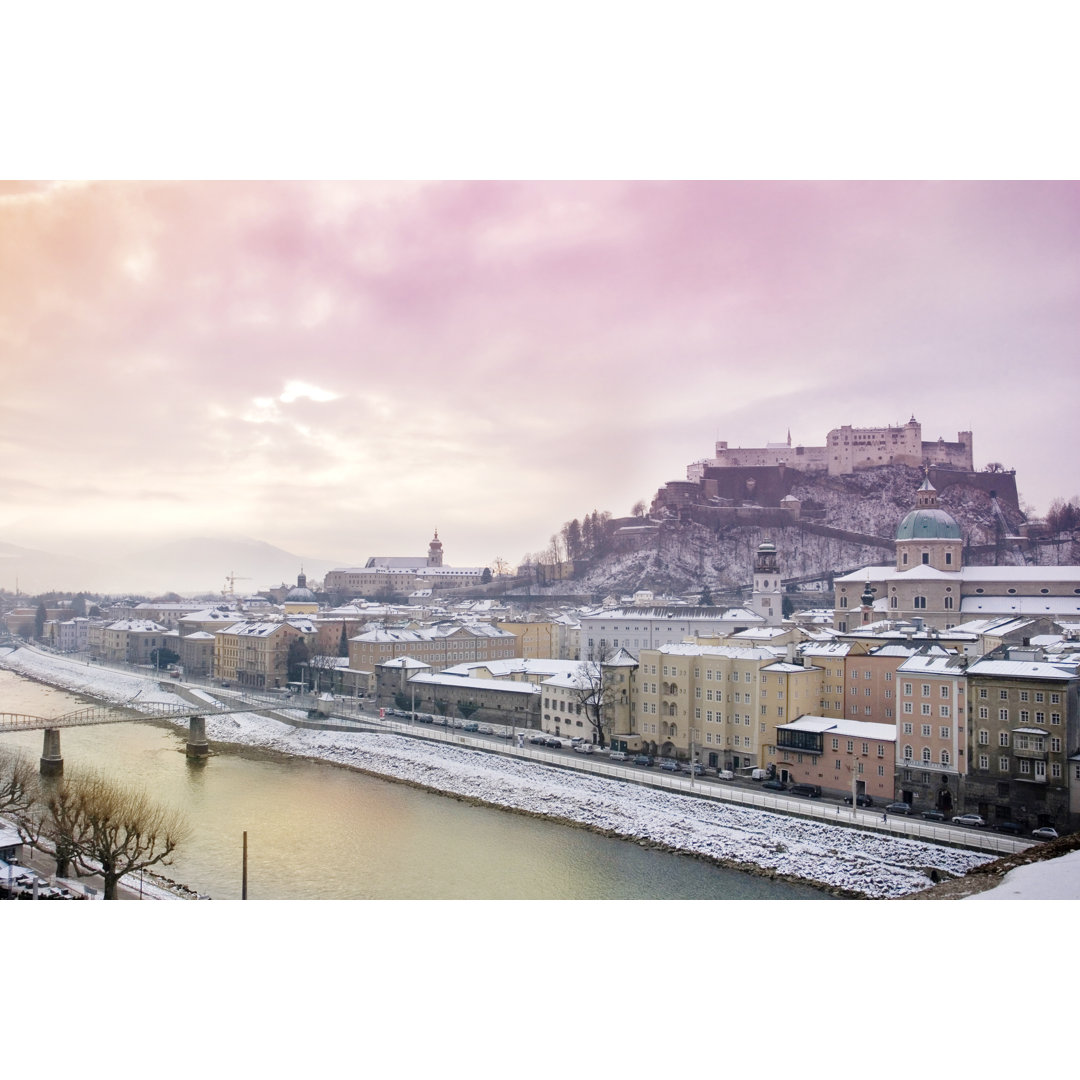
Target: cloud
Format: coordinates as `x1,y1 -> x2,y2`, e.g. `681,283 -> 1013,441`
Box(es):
1,180 -> 1078,580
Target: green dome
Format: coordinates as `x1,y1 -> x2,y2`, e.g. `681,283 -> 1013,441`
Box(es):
895,508 -> 961,541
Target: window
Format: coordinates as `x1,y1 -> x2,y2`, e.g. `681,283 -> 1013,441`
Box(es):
921,704 -> 931,716
978,754 -> 989,770
903,683 -> 913,696
921,747 -> 931,762
978,706 -> 989,720
1020,690 -> 1029,702
1051,737 -> 1061,753
940,726 -> 950,739
903,703 -> 913,715
999,709 -> 1008,722
999,756 -> 1009,771
1051,713 -> 1061,726
940,685 -> 950,699
978,729 -> 989,745
941,749 -> 950,766
913,596 -> 927,609
903,745 -> 913,760
944,596 -> 953,609
922,685 -> 931,697
940,706 -> 950,718
999,731 -> 1009,747
1000,690 -> 1008,701
921,724 -> 931,737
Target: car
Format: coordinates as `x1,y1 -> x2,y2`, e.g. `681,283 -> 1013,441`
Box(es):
463,722 -> 479,732
992,821 -> 1023,836
573,742 -> 594,754
920,809 -> 946,821
843,793 -> 874,807
685,762 -> 705,776
790,783 -> 822,798
761,779 -> 787,791
415,714 -> 433,724
951,813 -> 986,828
632,754 -> 654,767
570,737 -> 584,745
528,735 -> 546,745
716,769 -> 735,780
545,739 -> 563,749
658,759 -> 683,773
478,725 -> 494,735
1032,827 -> 1059,841
885,802 -> 913,815
608,750 -> 628,762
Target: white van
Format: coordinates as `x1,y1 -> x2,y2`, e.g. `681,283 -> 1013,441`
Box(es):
609,750 -> 629,762
751,768 -> 768,780
716,769 -> 734,780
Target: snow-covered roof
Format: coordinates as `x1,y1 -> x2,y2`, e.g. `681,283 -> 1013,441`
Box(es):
106,619 -> 168,633
657,643 -> 777,660
896,654 -> 967,675
966,658 -> 1079,681
778,715 -> 896,741
407,671 -> 540,694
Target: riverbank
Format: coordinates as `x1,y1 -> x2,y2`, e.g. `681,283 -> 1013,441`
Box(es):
0,644 -> 996,899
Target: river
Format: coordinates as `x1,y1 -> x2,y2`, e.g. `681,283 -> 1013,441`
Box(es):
0,669 -> 831,900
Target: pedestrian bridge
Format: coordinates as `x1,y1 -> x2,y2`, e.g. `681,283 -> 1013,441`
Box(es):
0,697 -> 287,774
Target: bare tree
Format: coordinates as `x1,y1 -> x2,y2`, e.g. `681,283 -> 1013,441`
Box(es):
0,748 -> 38,817
43,771 -> 190,899
567,658 -> 616,748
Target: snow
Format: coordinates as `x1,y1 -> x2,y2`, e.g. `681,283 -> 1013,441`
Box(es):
0,644 -> 1004,900
964,848 -> 1080,900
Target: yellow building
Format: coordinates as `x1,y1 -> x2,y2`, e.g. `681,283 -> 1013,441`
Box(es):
214,618 -> 318,689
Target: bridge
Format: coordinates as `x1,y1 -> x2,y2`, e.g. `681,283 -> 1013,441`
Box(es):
0,696 -> 288,775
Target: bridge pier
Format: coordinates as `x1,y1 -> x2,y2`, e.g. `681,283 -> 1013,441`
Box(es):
40,728 -> 63,777
186,715 -> 209,760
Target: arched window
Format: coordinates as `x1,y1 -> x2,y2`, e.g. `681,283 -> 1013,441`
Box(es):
890,596 -> 898,609
903,745 -> 913,760
668,703 -> 677,717
941,749 -> 950,766
913,596 -> 927,609
944,596 -> 954,609
840,596 -> 848,608
922,747 -> 931,763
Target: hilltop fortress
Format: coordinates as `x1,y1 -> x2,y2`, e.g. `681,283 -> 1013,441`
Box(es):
688,417 -> 973,480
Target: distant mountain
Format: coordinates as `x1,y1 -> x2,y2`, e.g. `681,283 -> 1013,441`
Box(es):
0,540 -> 101,596
0,536 -> 343,597
104,537 -> 344,597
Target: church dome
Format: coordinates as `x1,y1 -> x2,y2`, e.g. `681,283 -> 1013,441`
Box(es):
286,585 -> 316,601
895,507 -> 961,541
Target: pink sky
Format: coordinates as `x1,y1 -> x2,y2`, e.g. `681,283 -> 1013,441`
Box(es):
2,180 -> 1078,579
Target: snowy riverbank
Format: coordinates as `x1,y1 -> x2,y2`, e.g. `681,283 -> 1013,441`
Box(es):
0,645 -> 996,899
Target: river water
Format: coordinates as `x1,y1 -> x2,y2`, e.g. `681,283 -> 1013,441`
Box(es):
0,670 -> 830,900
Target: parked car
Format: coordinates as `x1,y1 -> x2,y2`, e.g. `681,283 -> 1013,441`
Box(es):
761,779 -> 787,791
478,725 -> 494,735
463,721 -> 479,732
716,769 -> 735,780
415,714 -> 433,724
993,821 -> 1023,836
545,738 -> 563,749
843,793 -> 874,807
658,759 -> 683,773
1032,826 -> 1059,841
528,735 -> 546,745
885,802 -> 913,815
790,783 -> 822,798
951,813 -> 986,827
685,762 -> 705,776
573,742 -> 594,754
920,808 -> 945,821
570,737 -> 584,745
632,754 -> 654,767
608,750 -> 629,762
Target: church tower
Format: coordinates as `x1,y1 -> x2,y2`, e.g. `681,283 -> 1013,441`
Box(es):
427,529 -> 444,567
895,475 -> 963,573
752,540 -> 783,626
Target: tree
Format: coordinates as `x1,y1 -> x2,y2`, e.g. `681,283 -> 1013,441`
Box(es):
631,499 -> 647,518
0,748 -> 38,817
699,583 -> 714,606
286,638 -> 311,684
151,646 -> 180,670
338,622 -> 350,658
481,567 -> 492,584
43,771 -> 190,899
433,698 -> 449,716
456,701 -> 480,720
34,602 -> 46,639
1047,497 -> 1080,533
568,658 -> 614,748
393,690 -> 410,712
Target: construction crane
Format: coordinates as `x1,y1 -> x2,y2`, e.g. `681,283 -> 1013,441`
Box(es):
223,571 -> 252,600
